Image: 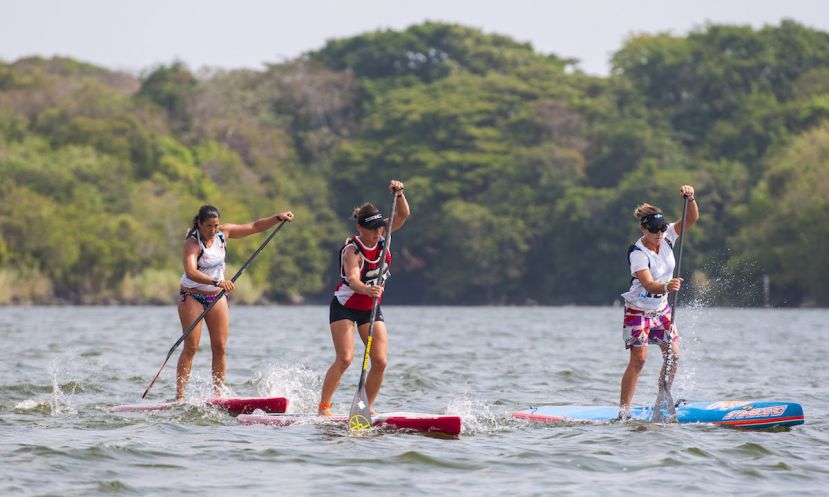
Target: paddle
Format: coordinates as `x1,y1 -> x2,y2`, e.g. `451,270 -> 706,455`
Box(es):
142,220 -> 288,399
652,196 -> 689,423
348,191 -> 399,433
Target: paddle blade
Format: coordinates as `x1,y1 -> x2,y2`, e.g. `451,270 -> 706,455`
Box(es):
348,387 -> 372,433
651,389 -> 677,423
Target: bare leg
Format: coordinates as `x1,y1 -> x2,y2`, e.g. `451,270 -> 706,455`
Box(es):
319,319 -> 355,415
176,296 -> 205,401
357,321 -> 388,415
619,347 -> 648,416
204,296 -> 230,397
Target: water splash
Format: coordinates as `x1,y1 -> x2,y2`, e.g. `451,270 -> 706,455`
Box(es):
14,399 -> 42,410
181,372 -> 222,404
446,396 -> 512,434
672,298 -> 704,399
253,363 -> 322,414
48,360 -> 78,416
153,373 -> 231,423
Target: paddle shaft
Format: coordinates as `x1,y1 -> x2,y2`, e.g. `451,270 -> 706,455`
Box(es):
668,196 -> 690,323
142,220 -> 287,398
349,191 -> 399,428
653,196 -> 690,420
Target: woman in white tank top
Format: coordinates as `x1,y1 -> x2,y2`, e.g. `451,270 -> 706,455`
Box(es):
176,204 -> 294,401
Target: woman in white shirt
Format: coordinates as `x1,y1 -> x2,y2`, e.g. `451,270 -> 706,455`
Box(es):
176,204 -> 293,401
619,185 -> 698,418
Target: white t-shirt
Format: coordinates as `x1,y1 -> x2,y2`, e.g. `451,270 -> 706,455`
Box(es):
621,223 -> 678,310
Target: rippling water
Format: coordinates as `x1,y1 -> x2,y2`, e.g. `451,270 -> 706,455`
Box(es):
1,306 -> 828,496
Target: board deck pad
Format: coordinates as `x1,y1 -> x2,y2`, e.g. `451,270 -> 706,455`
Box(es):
237,411 -> 462,436
513,400 -> 804,428
111,396 -> 289,415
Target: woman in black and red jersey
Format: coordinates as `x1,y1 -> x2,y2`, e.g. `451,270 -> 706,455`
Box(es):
318,180 -> 409,416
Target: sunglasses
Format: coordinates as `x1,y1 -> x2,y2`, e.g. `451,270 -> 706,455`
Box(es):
645,224 -> 668,234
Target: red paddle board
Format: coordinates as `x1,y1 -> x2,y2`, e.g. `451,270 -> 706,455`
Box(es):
112,396 -> 289,415
237,411 -> 462,436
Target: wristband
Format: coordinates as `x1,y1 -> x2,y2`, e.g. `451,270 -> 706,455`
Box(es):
212,279 -> 220,287
663,281 -> 669,293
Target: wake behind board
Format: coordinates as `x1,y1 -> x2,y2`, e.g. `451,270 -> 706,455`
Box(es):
513,400 -> 804,429
112,396 -> 289,415
237,411 -> 462,436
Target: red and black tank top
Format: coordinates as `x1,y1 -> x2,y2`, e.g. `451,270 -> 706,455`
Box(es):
333,235 -> 392,310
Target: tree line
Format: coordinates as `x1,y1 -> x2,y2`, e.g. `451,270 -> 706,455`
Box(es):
1,20 -> 828,306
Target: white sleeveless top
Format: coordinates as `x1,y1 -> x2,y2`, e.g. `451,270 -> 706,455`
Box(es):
180,231 -> 226,291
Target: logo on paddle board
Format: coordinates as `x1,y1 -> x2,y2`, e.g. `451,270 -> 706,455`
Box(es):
723,405 -> 786,420
349,414 -> 371,431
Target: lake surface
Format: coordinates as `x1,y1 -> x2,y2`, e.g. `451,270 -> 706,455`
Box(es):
1,305 -> 827,496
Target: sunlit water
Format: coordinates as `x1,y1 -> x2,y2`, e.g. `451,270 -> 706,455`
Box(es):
1,306 -> 827,496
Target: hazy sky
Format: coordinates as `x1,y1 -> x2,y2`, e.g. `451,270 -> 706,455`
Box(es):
2,0 -> 826,76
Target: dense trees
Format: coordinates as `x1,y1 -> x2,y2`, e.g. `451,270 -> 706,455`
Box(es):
1,21 -> 827,305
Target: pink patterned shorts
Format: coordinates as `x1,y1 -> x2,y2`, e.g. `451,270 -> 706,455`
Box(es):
622,304 -> 678,349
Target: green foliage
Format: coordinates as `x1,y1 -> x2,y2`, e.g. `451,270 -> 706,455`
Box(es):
613,21 -> 829,166
0,267 -> 54,304
0,61 -> 16,90
0,108 -> 28,140
1,20 -> 828,305
423,200 -> 529,303
136,61 -> 197,130
311,22 -> 552,83
0,235 -> 8,267
729,125 -> 829,305
120,269 -> 181,305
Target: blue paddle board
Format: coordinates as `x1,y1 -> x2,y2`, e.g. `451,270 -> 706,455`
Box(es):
513,400 -> 804,428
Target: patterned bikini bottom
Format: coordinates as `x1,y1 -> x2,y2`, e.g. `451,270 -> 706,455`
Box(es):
179,289 -> 226,310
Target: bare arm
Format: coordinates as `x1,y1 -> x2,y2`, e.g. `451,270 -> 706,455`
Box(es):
634,268 -> 683,294
221,211 -> 294,239
675,185 -> 698,234
388,180 -> 409,232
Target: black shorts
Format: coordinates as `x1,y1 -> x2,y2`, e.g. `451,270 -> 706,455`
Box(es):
329,297 -> 384,326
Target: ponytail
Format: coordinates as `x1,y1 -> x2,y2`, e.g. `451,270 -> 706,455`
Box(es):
186,216 -> 200,239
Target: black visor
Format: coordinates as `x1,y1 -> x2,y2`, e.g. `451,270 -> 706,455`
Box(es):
640,212 -> 668,232
358,212 -> 387,229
